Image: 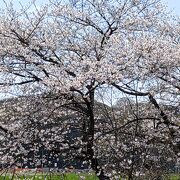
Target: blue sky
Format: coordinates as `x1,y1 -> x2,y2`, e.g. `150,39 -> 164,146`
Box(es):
0,0 -> 180,16
161,0 -> 180,15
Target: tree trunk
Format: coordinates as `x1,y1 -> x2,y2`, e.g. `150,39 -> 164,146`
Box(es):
84,90 -> 110,180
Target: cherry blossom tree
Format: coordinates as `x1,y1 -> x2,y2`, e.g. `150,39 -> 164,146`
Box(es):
0,0 -> 179,179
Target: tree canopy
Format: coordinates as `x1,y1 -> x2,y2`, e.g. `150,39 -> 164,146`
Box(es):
0,0 -> 179,179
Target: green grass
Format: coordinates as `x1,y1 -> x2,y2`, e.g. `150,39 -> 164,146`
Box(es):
0,173 -> 179,180
0,172 -> 99,180
165,174 -> 180,180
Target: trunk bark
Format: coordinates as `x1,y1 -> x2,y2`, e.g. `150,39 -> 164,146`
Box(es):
84,90 -> 109,180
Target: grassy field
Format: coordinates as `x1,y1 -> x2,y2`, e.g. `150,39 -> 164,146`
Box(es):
164,174 -> 180,180
0,172 -> 99,180
0,172 -> 179,180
